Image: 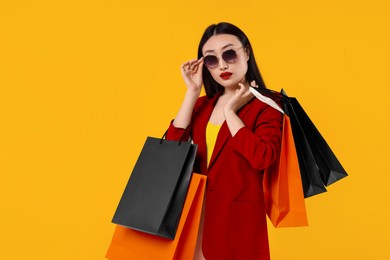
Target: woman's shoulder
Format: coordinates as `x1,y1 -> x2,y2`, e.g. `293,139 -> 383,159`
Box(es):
249,96 -> 272,111
196,95 -> 210,104
193,93 -> 218,112
248,96 -> 284,119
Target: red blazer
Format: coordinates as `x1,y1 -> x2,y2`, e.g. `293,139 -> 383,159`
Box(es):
167,92 -> 283,260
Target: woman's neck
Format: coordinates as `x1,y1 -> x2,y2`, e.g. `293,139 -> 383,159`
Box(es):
222,80 -> 250,97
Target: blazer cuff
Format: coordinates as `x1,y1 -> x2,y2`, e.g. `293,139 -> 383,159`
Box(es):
166,119 -> 190,141
229,126 -> 278,171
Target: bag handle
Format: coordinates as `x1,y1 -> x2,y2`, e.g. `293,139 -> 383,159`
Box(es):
160,126 -> 192,146
249,87 -> 285,114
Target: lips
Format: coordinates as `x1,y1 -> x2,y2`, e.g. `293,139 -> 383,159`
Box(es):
220,72 -> 233,80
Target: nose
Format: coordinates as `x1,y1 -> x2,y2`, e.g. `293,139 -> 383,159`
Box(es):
218,57 -> 228,71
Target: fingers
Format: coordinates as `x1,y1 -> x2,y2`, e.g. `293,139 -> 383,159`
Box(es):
181,58 -> 204,75
250,80 -> 259,88
237,83 -> 254,99
226,83 -> 254,113
181,60 -> 195,72
197,57 -> 204,70
192,58 -> 203,74
237,83 -> 246,92
237,83 -> 249,96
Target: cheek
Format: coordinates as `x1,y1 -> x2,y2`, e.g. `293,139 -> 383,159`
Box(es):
239,57 -> 249,72
234,60 -> 248,78
208,69 -> 221,82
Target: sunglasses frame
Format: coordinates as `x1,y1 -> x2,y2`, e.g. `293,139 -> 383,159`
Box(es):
202,46 -> 244,69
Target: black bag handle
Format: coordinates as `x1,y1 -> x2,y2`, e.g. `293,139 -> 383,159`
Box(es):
160,125 -> 192,145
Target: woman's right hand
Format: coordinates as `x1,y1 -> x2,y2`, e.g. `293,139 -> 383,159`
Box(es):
181,57 -> 204,95
173,58 -> 204,129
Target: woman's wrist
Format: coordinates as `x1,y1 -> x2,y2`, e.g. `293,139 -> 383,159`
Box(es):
223,106 -> 236,117
173,89 -> 199,129
224,110 -> 244,137
185,89 -> 201,103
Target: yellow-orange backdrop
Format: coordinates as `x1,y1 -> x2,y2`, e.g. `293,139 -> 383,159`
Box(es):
1,0 -> 389,259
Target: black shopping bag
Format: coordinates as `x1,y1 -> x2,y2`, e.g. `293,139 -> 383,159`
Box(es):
282,92 -> 348,197
112,132 -> 197,240
250,87 -> 348,198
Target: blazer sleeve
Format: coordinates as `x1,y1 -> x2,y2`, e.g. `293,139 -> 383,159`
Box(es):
229,105 -> 283,171
165,95 -> 208,141
166,119 -> 190,141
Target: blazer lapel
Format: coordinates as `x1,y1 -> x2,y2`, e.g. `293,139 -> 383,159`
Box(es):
207,97 -> 255,171
196,92 -> 221,174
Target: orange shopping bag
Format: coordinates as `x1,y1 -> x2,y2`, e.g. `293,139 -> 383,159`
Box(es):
106,173 -> 206,260
263,115 -> 308,227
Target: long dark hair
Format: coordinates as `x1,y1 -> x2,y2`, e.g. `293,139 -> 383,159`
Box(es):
197,22 -> 268,98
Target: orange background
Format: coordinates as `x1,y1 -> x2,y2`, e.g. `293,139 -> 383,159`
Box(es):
1,0 -> 389,259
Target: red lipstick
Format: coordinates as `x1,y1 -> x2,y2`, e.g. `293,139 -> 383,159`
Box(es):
220,72 -> 232,80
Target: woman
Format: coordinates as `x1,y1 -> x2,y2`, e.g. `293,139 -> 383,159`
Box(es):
167,22 -> 283,260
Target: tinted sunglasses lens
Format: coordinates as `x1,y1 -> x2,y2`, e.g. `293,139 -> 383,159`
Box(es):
222,50 -> 237,63
204,56 -> 218,68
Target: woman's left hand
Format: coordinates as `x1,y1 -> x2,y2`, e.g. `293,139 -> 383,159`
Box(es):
224,83 -> 254,114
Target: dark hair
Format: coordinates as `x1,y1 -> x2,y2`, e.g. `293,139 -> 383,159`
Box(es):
197,22 -> 268,98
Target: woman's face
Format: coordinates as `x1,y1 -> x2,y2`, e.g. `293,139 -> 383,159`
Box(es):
202,34 -> 249,89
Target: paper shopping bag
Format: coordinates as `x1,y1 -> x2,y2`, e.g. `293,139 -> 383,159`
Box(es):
112,135 -> 197,240
264,115 -> 308,227
286,96 -> 348,188
251,86 -> 348,198
282,98 -> 327,197
106,173 -> 206,260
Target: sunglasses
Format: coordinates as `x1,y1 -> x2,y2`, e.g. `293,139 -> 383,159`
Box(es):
203,46 -> 244,69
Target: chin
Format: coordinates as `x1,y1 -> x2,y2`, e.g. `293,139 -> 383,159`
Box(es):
219,79 -> 242,89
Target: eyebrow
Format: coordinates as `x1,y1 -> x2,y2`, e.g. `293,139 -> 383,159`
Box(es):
203,43 -> 235,55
